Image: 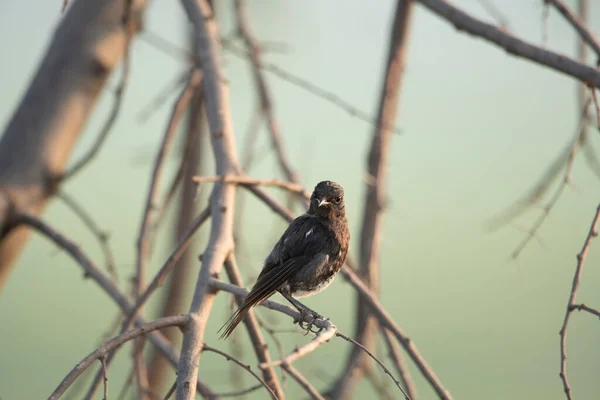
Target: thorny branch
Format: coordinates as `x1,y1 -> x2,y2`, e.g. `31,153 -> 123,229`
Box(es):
559,204 -> 600,400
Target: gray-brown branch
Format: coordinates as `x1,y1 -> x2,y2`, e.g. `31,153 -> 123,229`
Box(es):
331,0 -> 414,397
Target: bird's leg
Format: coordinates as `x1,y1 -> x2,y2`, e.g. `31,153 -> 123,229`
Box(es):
281,293 -> 324,333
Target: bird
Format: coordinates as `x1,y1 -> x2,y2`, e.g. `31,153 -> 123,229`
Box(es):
219,180 -> 350,339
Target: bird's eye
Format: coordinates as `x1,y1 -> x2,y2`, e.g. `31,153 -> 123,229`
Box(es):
334,196 -> 342,204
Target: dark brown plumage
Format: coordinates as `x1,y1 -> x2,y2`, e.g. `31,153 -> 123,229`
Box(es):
219,180 -> 350,339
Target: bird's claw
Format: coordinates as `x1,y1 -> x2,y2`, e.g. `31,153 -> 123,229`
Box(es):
297,309 -> 325,335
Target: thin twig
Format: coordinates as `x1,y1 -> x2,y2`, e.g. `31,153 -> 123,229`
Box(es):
223,254 -> 285,398
133,68 -> 203,315
57,191 -> 118,281
382,329 -> 418,400
201,344 -> 278,400
233,182 -> 451,398
333,0 -> 413,396
209,279 -> 333,330
163,381 -> 176,400
559,204 -> 600,400
570,303 -> 600,318
261,322 -> 337,368
16,214 -> 215,398
487,96 -> 597,260
140,29 -> 403,135
132,69 -> 202,400
340,266 -> 451,399
234,0 -> 305,209
590,87 -> 600,129
124,206 -> 211,329
193,175 -> 310,198
416,0 -> 600,88
475,0 -> 510,30
281,364 -> 325,400
546,0 -> 600,60
137,71 -> 189,122
217,384 -> 263,398
101,357 -> 108,400
116,367 -> 135,400
48,315 -> 189,399
335,332 -> 410,400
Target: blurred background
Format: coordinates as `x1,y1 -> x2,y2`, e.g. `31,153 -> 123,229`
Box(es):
0,0 -> 599,399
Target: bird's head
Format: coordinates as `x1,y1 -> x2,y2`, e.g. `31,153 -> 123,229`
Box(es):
308,180 -> 345,218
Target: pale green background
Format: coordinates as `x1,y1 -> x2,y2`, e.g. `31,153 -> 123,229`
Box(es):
0,0 -> 599,399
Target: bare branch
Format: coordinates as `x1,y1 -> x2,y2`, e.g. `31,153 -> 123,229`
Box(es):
0,0 -> 147,290
62,2 -> 135,180
335,332 -> 410,400
163,381 -> 176,400
333,0 -> 413,396
475,0 -> 510,30
234,0 -> 303,207
124,206 -> 211,329
16,214 -> 215,398
209,279 -> 332,330
223,254 -> 285,398
136,71 -> 188,122
130,68 -> 202,399
193,175 -> 310,198
340,266 -> 452,399
134,68 -> 203,313
57,191 -> 118,281
48,315 -> 189,400
570,303 -> 600,319
487,95 -> 598,260
140,29 -> 403,135
383,329 -> 418,400
416,0 -> 600,87
202,344 -> 278,399
230,173 -> 451,398
559,204 -> 600,400
261,322 -> 337,368
281,364 -> 325,400
176,0 -> 241,398
100,357 -> 108,400
546,0 -> 600,60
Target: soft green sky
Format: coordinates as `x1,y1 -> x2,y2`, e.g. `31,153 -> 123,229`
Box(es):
1,0 -> 600,399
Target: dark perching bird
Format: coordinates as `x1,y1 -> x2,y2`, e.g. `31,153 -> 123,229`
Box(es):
219,180 -> 350,339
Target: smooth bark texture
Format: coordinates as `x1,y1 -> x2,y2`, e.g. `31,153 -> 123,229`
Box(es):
0,0 -> 147,290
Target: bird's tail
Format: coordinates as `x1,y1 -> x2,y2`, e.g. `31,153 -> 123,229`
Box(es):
218,302 -> 253,339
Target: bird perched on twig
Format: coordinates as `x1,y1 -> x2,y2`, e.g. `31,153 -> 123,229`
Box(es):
219,180 -> 350,339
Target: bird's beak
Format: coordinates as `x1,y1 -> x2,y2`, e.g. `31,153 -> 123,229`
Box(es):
317,198 -> 330,208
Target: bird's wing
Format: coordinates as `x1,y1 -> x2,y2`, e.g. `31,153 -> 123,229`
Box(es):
262,214 -> 329,271
219,255 -> 310,339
